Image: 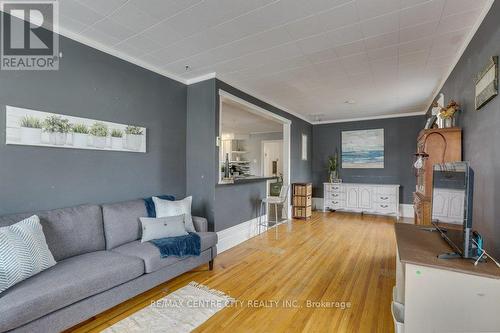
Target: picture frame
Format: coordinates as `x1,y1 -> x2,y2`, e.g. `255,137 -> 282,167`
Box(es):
475,56 -> 498,110
341,129 -> 384,169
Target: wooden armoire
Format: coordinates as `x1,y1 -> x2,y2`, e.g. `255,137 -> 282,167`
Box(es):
414,128 -> 462,225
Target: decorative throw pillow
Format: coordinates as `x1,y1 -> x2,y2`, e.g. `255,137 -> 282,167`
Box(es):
0,215 -> 56,294
140,215 -> 189,242
152,196 -> 196,232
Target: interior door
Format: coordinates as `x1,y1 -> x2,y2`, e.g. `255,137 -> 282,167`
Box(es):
263,140 -> 283,177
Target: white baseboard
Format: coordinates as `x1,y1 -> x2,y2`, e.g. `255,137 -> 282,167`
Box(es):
312,197 -> 414,219
312,197 -> 324,211
216,215 -> 266,253
400,204 -> 414,219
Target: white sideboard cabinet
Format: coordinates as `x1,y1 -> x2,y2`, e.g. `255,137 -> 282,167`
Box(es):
323,182 -> 400,218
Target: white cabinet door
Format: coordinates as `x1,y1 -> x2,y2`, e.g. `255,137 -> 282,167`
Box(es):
432,190 -> 448,217
448,191 -> 465,220
358,186 -> 372,209
346,187 -> 359,209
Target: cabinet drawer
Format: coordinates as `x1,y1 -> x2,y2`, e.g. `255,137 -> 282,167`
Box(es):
325,184 -> 343,193
328,199 -> 345,209
375,187 -> 398,196
373,202 -> 397,214
328,192 -> 345,200
373,194 -> 396,203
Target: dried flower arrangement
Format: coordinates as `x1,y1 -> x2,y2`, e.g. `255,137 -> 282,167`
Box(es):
439,100 -> 460,119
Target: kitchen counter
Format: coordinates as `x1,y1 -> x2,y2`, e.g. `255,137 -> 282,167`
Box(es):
217,176 -> 279,186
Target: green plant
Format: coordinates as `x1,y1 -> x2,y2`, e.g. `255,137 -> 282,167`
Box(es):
328,150 -> 339,182
89,122 -> 108,137
72,123 -> 88,134
125,125 -> 143,135
111,129 -> 123,138
20,116 -> 42,128
43,115 -> 71,133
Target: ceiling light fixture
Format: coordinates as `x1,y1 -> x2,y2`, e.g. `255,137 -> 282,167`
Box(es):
344,100 -> 356,105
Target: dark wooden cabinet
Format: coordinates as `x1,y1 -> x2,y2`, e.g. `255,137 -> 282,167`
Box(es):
414,128 -> 462,225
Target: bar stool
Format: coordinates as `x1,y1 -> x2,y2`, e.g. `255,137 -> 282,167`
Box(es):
259,184 -> 289,238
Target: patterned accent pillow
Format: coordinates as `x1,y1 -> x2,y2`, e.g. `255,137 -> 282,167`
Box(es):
152,196 -> 196,232
0,215 -> 56,294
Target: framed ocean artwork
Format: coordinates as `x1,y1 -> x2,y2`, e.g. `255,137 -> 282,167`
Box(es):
341,129 -> 384,169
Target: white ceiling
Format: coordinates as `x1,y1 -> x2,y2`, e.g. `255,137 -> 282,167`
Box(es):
221,98 -> 283,135
54,0 -> 492,122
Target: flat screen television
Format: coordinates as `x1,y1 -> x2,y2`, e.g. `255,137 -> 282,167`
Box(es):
431,161 -> 476,258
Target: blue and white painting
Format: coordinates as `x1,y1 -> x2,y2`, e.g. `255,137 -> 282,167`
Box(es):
342,129 -> 384,169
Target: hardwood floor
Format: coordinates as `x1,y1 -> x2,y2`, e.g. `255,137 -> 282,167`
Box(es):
69,211 -> 405,333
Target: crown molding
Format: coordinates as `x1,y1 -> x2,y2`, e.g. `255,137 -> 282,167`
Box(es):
185,72 -> 217,85
57,27 -> 188,85
424,0 -> 495,114
312,111 -> 427,125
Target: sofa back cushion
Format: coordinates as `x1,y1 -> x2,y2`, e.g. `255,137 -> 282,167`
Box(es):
102,199 -> 148,250
0,204 -> 105,261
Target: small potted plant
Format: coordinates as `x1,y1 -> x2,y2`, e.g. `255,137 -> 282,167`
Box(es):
328,150 -> 339,183
89,122 -> 108,148
19,115 -> 42,144
111,129 -> 123,149
43,115 -> 70,145
72,123 -> 89,148
125,125 -> 143,151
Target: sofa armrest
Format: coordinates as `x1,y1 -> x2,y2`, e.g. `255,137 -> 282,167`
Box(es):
192,216 -> 208,232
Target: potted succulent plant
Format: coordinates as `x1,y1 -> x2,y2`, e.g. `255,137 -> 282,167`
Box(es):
125,125 -> 143,151
89,122 -> 108,148
43,115 -> 71,145
19,116 -> 42,144
72,123 -> 89,148
111,129 -> 123,149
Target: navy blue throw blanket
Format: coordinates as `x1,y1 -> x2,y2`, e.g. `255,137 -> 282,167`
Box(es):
143,195 -> 175,217
149,233 -> 201,258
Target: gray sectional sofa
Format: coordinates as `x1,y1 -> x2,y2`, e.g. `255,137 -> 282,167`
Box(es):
0,199 -> 217,333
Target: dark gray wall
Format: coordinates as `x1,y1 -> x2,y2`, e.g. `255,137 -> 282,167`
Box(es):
426,1 -> 500,258
214,182 -> 266,231
186,79 -> 217,230
0,35 -> 187,216
312,116 -> 425,204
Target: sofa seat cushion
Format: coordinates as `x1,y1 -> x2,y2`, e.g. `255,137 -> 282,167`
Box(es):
0,251 -> 144,332
112,232 -> 218,273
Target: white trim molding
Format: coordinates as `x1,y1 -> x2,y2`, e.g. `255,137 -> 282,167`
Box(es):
58,28 -> 187,84
313,111 -> 426,125
424,0 -> 495,114
216,216 -> 266,253
186,72 -> 216,85
400,204 -> 414,219
219,89 -> 292,124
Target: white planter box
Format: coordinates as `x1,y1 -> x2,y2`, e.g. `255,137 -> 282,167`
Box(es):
20,127 -> 41,145
92,136 -> 106,148
73,133 -> 88,148
111,137 -> 123,150
126,134 -> 142,151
